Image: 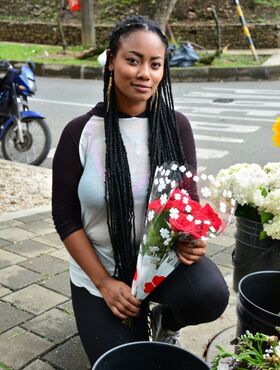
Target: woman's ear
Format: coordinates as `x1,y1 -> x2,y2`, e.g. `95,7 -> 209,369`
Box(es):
107,50 -> 114,72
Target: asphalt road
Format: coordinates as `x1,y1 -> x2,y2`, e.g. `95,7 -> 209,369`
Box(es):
13,77 -> 280,174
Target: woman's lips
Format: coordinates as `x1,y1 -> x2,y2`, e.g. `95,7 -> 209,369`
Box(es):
132,84 -> 151,93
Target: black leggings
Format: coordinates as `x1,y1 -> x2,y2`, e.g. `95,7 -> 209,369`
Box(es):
71,257 -> 229,367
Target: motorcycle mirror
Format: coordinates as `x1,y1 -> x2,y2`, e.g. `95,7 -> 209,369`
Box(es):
27,60 -> 36,72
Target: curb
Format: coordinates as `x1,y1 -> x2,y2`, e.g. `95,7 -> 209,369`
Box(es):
0,205 -> 51,222
12,60 -> 280,82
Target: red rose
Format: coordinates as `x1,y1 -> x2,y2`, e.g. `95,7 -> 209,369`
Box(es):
144,275 -> 165,294
148,199 -> 164,213
201,203 -> 222,232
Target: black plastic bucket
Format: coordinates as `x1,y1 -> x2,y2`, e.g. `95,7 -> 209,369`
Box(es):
232,217 -> 280,292
92,341 -> 209,370
236,271 -> 280,337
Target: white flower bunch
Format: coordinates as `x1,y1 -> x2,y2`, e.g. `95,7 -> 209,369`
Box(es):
213,162 -> 280,240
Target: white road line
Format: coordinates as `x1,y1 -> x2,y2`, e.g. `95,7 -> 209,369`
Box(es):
194,134 -> 243,143
190,121 -> 260,133
175,106 -> 279,117
200,87 -> 280,95
32,97 -> 93,107
182,92 -> 280,101
186,112 -> 273,123
175,97 -> 280,108
196,148 -> 229,159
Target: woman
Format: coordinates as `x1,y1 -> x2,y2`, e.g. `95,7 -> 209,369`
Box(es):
52,15 -> 229,366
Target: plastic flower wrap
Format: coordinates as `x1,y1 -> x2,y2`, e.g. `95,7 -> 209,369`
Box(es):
212,162 -> 280,240
131,161 -> 236,300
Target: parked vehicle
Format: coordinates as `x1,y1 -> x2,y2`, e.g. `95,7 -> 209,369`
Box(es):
0,60 -> 51,165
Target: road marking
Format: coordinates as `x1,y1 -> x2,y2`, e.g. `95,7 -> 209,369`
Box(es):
186,112 -> 273,123
188,120 -> 260,133
199,87 -> 280,95
183,91 -> 280,101
175,97 -> 280,108
175,106 -> 279,117
194,134 -> 243,143
196,148 -> 229,159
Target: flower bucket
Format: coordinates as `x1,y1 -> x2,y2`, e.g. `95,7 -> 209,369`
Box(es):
92,341 -> 209,370
236,271 -> 280,337
232,216 -> 280,292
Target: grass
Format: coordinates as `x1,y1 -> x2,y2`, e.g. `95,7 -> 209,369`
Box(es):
0,42 -> 270,68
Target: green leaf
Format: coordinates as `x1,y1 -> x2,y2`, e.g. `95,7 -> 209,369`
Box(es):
259,230 -> 268,240
260,211 -> 273,224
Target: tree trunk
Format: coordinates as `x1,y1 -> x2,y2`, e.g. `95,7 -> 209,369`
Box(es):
153,0 -> 178,33
80,0 -> 96,48
56,0 -> 67,51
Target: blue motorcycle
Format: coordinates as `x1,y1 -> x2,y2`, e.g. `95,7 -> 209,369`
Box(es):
0,60 -> 51,165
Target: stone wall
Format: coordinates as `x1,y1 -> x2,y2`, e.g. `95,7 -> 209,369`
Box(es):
0,20 -> 279,49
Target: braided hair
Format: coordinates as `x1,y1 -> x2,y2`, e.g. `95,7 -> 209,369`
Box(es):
103,15 -> 185,286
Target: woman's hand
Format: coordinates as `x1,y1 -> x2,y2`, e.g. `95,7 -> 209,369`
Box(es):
98,276 -> 141,320
176,238 -> 207,265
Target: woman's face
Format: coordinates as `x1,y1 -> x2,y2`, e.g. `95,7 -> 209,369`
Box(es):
109,30 -> 166,116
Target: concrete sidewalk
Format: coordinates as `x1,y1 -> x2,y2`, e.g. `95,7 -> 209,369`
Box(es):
0,204 -> 238,370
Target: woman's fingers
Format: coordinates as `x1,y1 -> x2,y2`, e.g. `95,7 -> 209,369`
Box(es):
177,239 -> 207,265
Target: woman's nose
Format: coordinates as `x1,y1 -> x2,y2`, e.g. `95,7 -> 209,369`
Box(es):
136,63 -> 150,80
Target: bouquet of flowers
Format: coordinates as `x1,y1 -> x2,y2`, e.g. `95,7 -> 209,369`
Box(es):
212,162 -> 280,240
211,331 -> 280,370
131,162 -> 236,300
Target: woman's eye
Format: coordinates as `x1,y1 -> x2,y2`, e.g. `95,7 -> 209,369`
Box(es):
127,58 -> 139,65
152,62 -> 161,69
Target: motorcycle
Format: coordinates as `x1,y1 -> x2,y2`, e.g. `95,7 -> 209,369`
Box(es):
0,60 -> 51,165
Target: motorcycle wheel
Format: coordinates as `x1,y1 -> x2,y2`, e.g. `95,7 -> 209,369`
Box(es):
1,117 -> 51,166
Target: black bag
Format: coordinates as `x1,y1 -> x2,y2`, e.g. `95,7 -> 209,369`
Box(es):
168,43 -> 200,67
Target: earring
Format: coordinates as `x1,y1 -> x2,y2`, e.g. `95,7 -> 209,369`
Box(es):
106,72 -> 113,112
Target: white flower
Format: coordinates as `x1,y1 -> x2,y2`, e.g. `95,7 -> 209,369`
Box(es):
186,214 -> 194,221
169,207 -> 179,219
165,170 -> 171,176
160,193 -> 168,205
171,180 -> 176,188
147,210 -> 155,221
158,183 -> 166,192
193,175 -> 199,182
174,193 -> 181,200
154,178 -> 159,185
149,245 -> 159,253
201,173 -> 207,181
163,237 -> 172,246
201,235 -> 208,241
165,177 -> 171,184
160,228 -> 170,239
201,186 -> 212,198
179,165 -> 186,172
194,219 -> 202,225
210,226 -> 216,233
161,169 -> 166,176
186,171 -> 192,178
220,201 -> 227,214
185,205 -> 192,213
208,174 -> 214,182
181,189 -> 188,195
143,234 -> 147,244
183,196 -> 189,204
204,220 -> 211,225
171,163 -> 178,171
159,177 -> 165,185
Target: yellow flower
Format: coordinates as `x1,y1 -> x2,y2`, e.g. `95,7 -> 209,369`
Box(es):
272,117 -> 280,147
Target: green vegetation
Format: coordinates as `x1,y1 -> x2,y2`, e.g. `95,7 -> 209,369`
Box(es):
0,42 -> 269,68
253,0 -> 280,7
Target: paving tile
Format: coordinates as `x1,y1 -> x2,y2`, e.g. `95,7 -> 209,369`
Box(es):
209,235 -> 235,248
0,219 -> 23,230
0,249 -> 26,269
18,220 -> 55,235
33,232 -> 63,249
0,227 -> 36,243
218,265 -> 233,277
23,359 -> 56,370
0,238 -> 11,247
15,214 -> 49,223
43,335 -> 90,370
0,265 -> 41,290
22,308 -> 77,342
58,300 -> 74,315
3,284 -> 67,315
0,301 -> 32,333
0,284 -> 11,297
206,243 -> 226,257
40,271 -> 70,297
19,255 -> 68,275
38,211 -> 52,218
49,248 -> 69,261
3,239 -> 55,258
0,327 -> 53,370
211,252 -> 233,268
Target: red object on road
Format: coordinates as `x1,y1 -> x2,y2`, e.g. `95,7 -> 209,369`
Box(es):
68,0 -> 81,11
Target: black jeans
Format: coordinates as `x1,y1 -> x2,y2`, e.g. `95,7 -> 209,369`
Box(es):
71,256 -> 229,367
